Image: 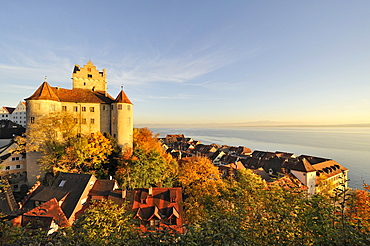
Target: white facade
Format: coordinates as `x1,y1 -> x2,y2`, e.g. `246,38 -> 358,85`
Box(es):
10,102 -> 27,127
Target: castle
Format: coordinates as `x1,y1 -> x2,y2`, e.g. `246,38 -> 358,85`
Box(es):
25,61 -> 133,184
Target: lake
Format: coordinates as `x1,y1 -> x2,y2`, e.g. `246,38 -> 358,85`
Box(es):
150,127 -> 370,189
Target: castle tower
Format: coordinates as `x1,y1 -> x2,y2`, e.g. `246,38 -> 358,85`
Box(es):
72,61 -> 107,92
25,81 -> 62,125
112,88 -> 133,151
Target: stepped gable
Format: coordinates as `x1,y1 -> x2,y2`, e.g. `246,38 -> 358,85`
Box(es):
26,82 -> 60,101
115,90 -> 133,104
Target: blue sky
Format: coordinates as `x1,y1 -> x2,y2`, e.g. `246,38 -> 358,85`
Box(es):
1,1 -> 370,126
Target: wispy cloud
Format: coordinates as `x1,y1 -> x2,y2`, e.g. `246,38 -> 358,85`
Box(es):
108,46 -> 238,86
147,94 -> 194,100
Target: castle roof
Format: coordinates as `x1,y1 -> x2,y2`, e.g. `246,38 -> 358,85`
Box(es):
115,90 -> 133,104
26,82 -> 60,101
26,82 -> 115,104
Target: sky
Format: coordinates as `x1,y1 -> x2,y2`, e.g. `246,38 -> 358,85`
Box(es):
1,1 -> 370,127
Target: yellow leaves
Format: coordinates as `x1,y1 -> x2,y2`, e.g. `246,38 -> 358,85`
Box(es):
178,156 -> 225,223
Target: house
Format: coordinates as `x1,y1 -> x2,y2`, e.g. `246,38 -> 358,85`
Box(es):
124,187 -> 184,233
0,140 -> 27,192
0,119 -> 25,139
11,198 -> 70,235
165,134 -> 185,145
89,179 -> 119,201
219,161 -> 245,178
0,106 -> 15,120
21,172 -> 97,224
227,146 -> 252,156
210,150 -> 227,165
258,154 -> 348,194
193,144 -> 218,157
290,155 -> 348,194
25,61 -> 133,185
10,102 -> 27,127
251,150 -> 278,160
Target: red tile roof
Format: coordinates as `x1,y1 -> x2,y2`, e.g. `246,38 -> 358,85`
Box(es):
26,82 -> 115,104
12,198 -> 70,228
115,90 -> 133,104
126,187 -> 184,233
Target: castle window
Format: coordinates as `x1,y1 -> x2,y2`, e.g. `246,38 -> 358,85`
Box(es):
103,105 -> 106,110
90,107 -> 94,112
62,106 -> 67,111
118,104 -> 122,110
127,105 -> 131,110
6,166 -> 10,170
88,74 -> 92,78
82,118 -> 87,124
16,165 -> 21,169
30,117 -> 35,124
82,107 -> 86,112
90,118 -> 95,124
50,105 -> 55,111
12,157 -> 20,161
73,106 -> 78,112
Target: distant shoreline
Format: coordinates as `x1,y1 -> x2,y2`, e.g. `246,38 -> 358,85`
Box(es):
136,123 -> 370,128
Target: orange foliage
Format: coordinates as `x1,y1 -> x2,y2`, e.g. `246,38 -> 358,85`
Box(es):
348,183 -> 370,232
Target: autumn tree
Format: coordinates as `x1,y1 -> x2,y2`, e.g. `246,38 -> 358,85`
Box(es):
347,183 -> 370,234
177,156 -> 224,224
70,199 -> 140,245
25,111 -> 112,177
116,128 -> 178,189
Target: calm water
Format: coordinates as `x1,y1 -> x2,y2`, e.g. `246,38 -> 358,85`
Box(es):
151,127 -> 370,189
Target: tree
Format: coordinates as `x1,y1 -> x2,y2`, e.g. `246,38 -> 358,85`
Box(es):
177,156 -> 224,224
116,128 -> 178,189
25,111 -> 113,177
70,199 -> 140,245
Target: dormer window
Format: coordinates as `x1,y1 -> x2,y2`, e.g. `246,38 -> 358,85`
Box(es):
88,74 -> 92,78
59,180 -> 66,187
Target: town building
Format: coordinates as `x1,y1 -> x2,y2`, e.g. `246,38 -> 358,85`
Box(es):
10,102 -> 27,127
0,141 -> 27,192
21,172 -> 97,225
0,106 -> 15,120
124,187 -> 184,233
